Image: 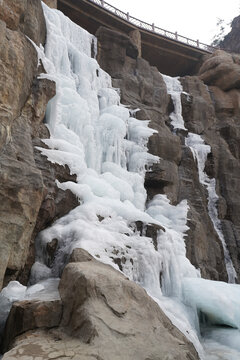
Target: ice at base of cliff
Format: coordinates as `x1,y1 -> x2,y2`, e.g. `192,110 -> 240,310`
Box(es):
0,279 -> 59,337
183,278 -> 240,329
202,327 -> 240,360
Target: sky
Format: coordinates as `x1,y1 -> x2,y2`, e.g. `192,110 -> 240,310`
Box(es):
106,0 -> 240,44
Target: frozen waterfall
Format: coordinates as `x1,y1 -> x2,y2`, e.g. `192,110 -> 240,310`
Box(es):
162,75 -> 240,359
185,133 -> 237,284
0,4 -> 240,360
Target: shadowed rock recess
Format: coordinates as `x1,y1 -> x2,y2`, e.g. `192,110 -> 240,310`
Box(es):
1,0 -> 240,359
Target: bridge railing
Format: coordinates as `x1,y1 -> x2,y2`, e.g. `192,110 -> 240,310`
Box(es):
88,0 -> 217,53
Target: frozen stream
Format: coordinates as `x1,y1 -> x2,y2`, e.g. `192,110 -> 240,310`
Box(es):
0,3 -> 240,360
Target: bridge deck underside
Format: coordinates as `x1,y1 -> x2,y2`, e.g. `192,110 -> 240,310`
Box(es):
58,0 -> 207,76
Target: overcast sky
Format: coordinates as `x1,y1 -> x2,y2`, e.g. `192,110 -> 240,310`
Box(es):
107,0 -> 240,44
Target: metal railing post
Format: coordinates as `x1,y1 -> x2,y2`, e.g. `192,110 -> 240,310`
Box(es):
197,39 -> 199,47
101,0 -> 104,7
152,23 -> 155,31
175,31 -> 178,40
126,12 -> 129,21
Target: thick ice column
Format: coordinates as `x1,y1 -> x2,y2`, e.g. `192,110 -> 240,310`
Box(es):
162,74 -> 186,131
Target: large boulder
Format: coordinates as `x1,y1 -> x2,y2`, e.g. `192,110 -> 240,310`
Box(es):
3,250 -> 200,360
2,298 -> 62,352
58,250 -> 199,359
198,50 -> 240,91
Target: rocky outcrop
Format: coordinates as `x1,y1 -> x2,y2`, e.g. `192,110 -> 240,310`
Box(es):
183,51 -> 240,281
199,50 -> 240,91
0,5 -> 47,289
179,50 -> 240,281
3,249 -> 199,360
2,298 -> 62,352
0,0 -> 78,290
0,0 -> 46,46
220,16 -> 240,54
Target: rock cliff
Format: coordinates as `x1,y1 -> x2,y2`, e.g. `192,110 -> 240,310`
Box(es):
220,15 -> 240,54
0,0 -> 78,290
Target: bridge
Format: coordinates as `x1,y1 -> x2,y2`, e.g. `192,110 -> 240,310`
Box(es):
57,0 -> 216,76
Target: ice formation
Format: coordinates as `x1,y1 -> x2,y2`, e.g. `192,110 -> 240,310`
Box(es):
185,133 -> 237,283
0,3 -> 240,360
162,74 -> 187,130
0,279 -> 59,344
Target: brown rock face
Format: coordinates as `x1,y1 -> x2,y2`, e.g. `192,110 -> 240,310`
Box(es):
181,69 -> 240,281
0,13 -> 44,289
220,15 -> 240,54
2,298 -> 62,352
42,0 -> 58,9
0,0 -> 78,289
198,50 -> 240,91
0,0 -> 46,46
17,143 -> 79,285
0,22 -> 37,149
58,256 -> 199,359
